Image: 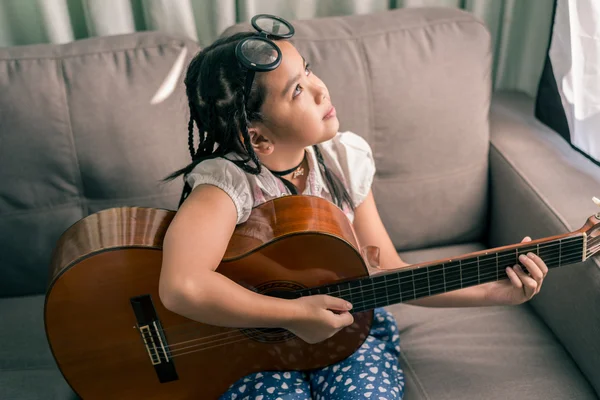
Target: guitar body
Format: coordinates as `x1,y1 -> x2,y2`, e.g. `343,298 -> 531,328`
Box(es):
45,196 -> 374,399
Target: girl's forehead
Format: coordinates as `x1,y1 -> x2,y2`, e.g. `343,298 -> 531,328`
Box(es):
275,40 -> 300,60
261,41 -> 303,90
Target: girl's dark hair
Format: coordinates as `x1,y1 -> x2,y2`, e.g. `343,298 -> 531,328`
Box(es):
164,32 -> 354,212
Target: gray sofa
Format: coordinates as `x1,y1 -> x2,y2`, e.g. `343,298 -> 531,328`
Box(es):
1,7 -> 599,400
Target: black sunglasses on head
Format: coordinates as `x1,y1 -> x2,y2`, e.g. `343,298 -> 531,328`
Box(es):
235,14 -> 295,102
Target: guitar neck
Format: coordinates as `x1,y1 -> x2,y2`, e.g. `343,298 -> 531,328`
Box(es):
298,233 -> 586,312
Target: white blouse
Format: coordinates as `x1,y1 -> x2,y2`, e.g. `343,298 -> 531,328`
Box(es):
185,131 -> 375,225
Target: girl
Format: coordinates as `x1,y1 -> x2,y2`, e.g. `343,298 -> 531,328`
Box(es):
160,14 -> 549,400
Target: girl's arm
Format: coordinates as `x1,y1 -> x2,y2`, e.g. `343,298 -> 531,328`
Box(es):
159,184 -> 353,343
353,190 -> 521,307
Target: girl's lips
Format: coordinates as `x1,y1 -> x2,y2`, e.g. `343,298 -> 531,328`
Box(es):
323,106 -> 336,119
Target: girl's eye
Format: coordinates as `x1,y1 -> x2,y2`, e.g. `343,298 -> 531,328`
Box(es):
292,63 -> 311,99
293,84 -> 302,98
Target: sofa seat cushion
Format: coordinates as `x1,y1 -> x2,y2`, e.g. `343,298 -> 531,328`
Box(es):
0,294 -> 76,399
394,243 -> 597,400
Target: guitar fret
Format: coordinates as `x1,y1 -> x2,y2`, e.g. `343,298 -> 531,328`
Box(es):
383,275 -> 390,306
442,263 -> 446,292
426,268 -> 431,297
445,260 -> 461,292
358,280 -> 363,310
398,274 -> 403,303
399,270 -> 413,301
427,265 -> 445,296
364,279 -> 373,311
374,277 -> 383,306
559,238 -> 562,267
478,253 -> 495,285
496,252 -> 499,281
344,282 -> 352,305
411,269 -> 416,299
461,256 -> 479,287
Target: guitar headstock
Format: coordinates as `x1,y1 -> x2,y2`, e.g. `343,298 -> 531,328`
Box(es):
583,197 -> 600,259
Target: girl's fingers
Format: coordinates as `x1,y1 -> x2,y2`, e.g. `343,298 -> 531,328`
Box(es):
519,236 -> 549,278
527,252 -> 549,278
513,265 -> 538,296
519,254 -> 544,283
505,266 -> 523,289
506,237 -> 547,300
323,295 -> 352,311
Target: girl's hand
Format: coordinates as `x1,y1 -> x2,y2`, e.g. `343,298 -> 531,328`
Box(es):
482,236 -> 549,306
285,295 -> 354,344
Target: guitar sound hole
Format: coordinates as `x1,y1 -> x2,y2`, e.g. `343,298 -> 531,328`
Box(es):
240,281 -> 304,343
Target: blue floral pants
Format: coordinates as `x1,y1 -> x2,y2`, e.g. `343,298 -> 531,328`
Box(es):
219,308 -> 404,400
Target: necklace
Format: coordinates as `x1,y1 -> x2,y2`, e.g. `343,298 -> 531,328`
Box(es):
269,153 -> 305,179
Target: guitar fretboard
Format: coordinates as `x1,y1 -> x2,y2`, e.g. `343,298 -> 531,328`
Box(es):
298,235 -> 584,312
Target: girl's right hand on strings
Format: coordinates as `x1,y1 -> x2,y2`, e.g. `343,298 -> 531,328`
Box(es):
285,295 -> 354,344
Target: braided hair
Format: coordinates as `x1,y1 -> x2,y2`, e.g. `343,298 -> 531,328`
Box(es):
165,33 -> 354,212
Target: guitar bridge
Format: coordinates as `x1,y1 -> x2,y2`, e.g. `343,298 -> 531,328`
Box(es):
130,294 -> 178,383
139,322 -> 167,365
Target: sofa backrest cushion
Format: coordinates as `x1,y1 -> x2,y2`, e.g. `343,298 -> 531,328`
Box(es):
0,33 -> 199,296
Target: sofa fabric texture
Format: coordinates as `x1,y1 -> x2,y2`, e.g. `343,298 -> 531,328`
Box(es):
0,7 -> 598,400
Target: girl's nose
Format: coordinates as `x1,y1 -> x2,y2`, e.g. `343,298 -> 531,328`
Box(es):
314,85 -> 326,104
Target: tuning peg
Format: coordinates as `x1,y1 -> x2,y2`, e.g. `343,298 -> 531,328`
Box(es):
594,197 -> 600,219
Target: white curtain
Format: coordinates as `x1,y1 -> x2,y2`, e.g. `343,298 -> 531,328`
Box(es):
0,0 -> 555,96
549,0 -> 600,162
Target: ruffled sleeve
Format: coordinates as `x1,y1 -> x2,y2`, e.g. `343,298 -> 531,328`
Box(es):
185,158 -> 253,224
321,131 -> 376,208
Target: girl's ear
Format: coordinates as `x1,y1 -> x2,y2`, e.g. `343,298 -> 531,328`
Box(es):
249,128 -> 274,155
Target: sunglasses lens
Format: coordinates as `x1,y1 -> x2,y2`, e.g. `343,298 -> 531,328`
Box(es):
240,39 -> 279,66
254,15 -> 291,36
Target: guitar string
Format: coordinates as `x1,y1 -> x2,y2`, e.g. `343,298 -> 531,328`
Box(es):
157,235 -> 587,340
144,251 -> 587,360
153,251 -> 587,362
157,250 -> 591,361
159,241 -> 585,349
105,239 -> 592,360
302,238 -> 585,297
140,250 -> 590,364
86,240 -> 595,365
63,238 -> 596,364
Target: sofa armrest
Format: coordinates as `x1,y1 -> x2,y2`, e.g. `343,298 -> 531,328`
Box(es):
488,91 -> 600,395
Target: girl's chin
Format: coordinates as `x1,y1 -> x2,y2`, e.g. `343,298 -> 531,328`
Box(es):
329,122 -> 340,136
324,119 -> 340,136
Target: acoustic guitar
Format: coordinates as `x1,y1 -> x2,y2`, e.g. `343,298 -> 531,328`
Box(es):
45,195 -> 600,399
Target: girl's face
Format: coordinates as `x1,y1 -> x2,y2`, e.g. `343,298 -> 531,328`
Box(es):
252,41 -> 339,152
